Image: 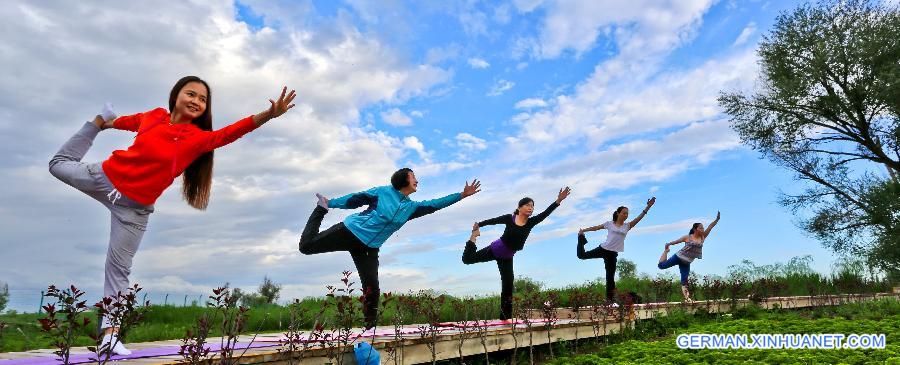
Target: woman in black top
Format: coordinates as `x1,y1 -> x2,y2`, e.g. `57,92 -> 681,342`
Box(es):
462,187 -> 571,319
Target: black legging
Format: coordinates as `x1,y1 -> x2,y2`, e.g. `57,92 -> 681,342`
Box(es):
462,242 -> 514,320
300,206 -> 380,328
577,234 -> 618,301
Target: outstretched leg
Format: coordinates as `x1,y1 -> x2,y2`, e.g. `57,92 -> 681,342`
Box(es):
299,206 -> 360,254
658,251 -> 692,302
462,243 -> 497,265
658,245 -> 670,264
49,121 -> 110,201
576,233 -> 606,259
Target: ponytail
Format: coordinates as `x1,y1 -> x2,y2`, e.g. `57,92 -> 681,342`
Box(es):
612,206 -> 626,222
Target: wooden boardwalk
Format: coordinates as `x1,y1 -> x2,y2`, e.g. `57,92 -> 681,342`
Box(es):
1,293 -> 897,365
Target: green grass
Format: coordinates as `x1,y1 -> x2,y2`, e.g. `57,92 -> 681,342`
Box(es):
0,269 -> 893,354
547,299 -> 900,365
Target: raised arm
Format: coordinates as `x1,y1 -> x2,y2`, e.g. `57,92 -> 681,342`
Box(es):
252,87 -> 296,127
703,211 -> 721,239
201,87 -> 297,151
328,187 -> 381,209
531,186 -> 570,225
409,179 -> 480,220
200,116 -> 258,151
628,196 -> 656,228
529,202 -> 559,225
408,192 -> 462,220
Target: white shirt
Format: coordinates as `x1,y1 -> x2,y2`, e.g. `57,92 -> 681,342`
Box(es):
599,221 -> 631,252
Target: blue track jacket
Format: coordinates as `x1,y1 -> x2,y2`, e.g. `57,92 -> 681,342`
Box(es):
329,186 -> 462,248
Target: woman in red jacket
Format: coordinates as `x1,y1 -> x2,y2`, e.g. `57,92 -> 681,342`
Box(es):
48,76 -> 295,355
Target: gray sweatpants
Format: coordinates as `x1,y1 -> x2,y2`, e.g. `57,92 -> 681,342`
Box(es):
48,122 -> 154,328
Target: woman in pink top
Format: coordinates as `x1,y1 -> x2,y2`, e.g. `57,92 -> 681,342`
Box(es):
577,197 -> 655,301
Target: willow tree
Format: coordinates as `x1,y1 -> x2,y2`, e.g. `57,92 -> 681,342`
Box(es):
718,0 -> 900,280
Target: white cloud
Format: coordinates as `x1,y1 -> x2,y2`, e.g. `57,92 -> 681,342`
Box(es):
514,98 -> 548,109
381,108 -> 414,126
493,3 -> 512,24
0,1 -> 452,299
513,0 -> 546,12
455,133 -> 488,150
409,160 -> 476,177
529,0 -> 714,59
467,57 -> 491,69
425,44 -> 461,64
512,47 -> 758,149
733,22 -> 757,46
403,136 -> 431,161
0,1 -> 829,308
459,10 -> 489,37
487,79 -> 515,96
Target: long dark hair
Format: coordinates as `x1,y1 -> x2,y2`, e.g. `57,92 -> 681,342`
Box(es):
169,76 -> 214,210
689,223 -> 702,235
612,206 -> 627,222
514,197 -> 534,215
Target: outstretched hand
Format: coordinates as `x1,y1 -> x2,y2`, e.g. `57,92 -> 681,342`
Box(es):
646,196 -> 656,208
716,211 -> 721,220
556,186 -> 571,204
462,179 -> 481,198
267,86 -> 296,120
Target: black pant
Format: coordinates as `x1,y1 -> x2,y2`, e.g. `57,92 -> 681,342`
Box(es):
300,206 -> 380,328
577,234 -> 618,301
462,241 -> 514,320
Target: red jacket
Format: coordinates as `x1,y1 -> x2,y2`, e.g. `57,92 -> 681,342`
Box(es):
101,108 -> 258,205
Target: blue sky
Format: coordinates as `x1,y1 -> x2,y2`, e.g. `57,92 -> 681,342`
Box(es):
0,0 -> 846,311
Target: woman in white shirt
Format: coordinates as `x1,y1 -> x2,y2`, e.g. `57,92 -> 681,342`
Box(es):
658,211 -> 720,302
577,197 -> 655,301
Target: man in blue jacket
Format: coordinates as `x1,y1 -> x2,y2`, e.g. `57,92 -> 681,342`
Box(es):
299,167 -> 481,328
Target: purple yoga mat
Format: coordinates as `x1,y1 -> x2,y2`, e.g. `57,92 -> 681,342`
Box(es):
0,341 -> 278,365
2,319 -> 562,364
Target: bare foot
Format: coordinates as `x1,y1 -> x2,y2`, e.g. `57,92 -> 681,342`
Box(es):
315,193 -> 329,209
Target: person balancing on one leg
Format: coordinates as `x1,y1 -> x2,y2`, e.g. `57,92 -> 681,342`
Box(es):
49,77 -> 296,354
298,168 -> 481,328
462,187 -> 571,320
658,211 -> 720,302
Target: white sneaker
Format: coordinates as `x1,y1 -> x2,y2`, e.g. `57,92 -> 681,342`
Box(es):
101,102 -> 117,122
101,333 -> 132,356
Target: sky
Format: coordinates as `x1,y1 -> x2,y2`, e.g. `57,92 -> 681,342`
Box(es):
0,0 -> 847,312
